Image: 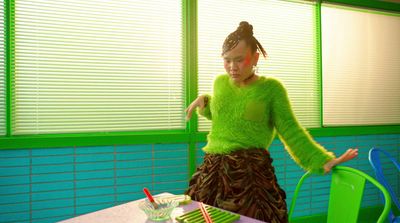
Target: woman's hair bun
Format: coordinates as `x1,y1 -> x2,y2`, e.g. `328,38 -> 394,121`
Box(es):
222,21 -> 266,58
236,21 -> 253,38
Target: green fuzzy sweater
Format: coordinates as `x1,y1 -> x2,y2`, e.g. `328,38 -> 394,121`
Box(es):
198,74 -> 335,174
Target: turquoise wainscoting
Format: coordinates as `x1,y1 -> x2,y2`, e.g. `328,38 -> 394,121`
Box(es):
0,143 -> 188,223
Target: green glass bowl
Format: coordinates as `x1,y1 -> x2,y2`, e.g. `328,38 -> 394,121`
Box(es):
138,198 -> 179,221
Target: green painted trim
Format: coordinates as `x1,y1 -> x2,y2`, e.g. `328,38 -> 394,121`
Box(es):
323,0 -> 400,12
195,125 -> 400,141
4,0 -> 13,136
291,205 -> 387,223
316,1 -> 323,128
183,0 -> 198,135
282,0 -> 316,5
323,1 -> 400,16
184,0 -> 198,178
290,213 -> 326,223
2,125 -> 397,150
0,131 -> 190,149
309,125 -> 400,137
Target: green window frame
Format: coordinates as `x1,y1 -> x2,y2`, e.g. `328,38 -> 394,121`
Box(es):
0,0 -> 5,136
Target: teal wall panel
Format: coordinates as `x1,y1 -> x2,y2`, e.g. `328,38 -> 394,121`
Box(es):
31,148 -> 74,156
77,180 -> 113,189
76,162 -> 114,171
0,157 -> 30,166
32,173 -> 74,184
0,202 -> 30,214
116,193 -> 144,204
32,199 -> 74,211
0,143 -> 189,222
31,181 -> 73,192
0,166 -> 29,176
116,159 -> 153,169
31,207 -> 74,220
75,146 -> 114,154
116,167 -> 152,177
32,190 -> 74,202
0,184 -> 29,195
116,175 -> 152,186
0,175 -> 30,185
32,216 -> 71,223
0,212 -> 30,223
75,203 -> 112,215
76,187 -> 114,197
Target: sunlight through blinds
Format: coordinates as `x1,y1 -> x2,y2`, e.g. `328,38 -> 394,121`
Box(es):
198,0 -> 320,132
322,5 -> 400,126
13,0 -> 184,134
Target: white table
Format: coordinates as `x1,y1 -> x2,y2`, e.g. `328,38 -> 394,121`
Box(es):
58,193 -> 266,223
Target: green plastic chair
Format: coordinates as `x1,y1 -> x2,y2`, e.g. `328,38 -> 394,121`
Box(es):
288,166 -> 391,223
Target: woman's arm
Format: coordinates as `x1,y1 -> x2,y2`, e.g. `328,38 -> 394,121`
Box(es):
323,148 -> 358,173
185,94 -> 212,121
270,79 -> 357,174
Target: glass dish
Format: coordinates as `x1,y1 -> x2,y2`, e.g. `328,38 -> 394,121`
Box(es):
138,198 -> 179,221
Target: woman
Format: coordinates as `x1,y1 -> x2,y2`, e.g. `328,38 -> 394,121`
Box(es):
185,21 -> 358,222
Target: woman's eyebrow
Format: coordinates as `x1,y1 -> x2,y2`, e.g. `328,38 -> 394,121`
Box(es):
223,55 -> 244,60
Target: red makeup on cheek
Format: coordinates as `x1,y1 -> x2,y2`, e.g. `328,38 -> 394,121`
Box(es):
244,51 -> 252,66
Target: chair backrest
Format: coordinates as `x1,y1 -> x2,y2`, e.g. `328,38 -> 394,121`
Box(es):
369,147 -> 400,222
288,166 -> 391,223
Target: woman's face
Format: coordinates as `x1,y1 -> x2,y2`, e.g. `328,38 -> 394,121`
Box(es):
223,40 -> 259,85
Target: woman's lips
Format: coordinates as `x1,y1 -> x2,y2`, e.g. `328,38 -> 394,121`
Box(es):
231,73 -> 239,78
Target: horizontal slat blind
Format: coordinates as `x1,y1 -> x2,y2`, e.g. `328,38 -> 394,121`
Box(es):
198,0 -> 320,132
0,0 -> 4,135
13,0 -> 184,134
322,5 -> 400,126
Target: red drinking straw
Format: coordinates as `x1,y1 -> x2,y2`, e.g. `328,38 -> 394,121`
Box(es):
143,187 -> 158,209
199,202 -> 213,223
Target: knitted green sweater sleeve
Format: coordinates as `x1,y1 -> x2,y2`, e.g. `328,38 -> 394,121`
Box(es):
197,94 -> 212,120
271,80 -> 335,174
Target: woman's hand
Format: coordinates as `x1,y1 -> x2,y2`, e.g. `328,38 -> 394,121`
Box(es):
323,148 -> 358,174
185,95 -> 207,121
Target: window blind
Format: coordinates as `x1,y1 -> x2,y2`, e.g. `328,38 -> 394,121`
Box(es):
0,0 -> 5,135
198,0 -> 320,132
322,5 -> 400,126
13,0 -> 184,134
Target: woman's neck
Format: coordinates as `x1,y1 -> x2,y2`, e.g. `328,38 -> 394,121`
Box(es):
239,73 -> 258,87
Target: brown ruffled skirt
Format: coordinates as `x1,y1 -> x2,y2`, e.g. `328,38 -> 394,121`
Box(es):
185,148 -> 288,223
